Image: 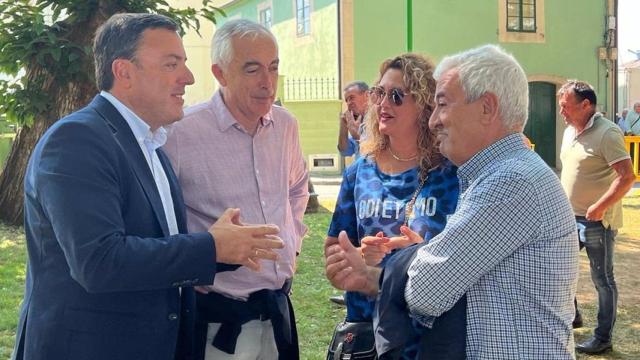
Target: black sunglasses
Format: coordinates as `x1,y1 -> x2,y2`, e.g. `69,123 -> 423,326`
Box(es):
369,86 -> 406,106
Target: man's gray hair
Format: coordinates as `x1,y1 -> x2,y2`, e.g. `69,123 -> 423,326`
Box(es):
211,19 -> 277,68
434,45 -> 529,131
343,81 -> 369,93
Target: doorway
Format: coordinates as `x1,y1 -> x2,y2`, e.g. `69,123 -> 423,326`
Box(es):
525,82 -> 557,167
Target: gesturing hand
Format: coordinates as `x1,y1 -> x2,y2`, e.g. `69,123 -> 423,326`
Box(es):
360,231 -> 389,266
360,227 -> 422,266
209,208 -> 284,271
345,111 -> 361,140
385,225 -> 423,250
325,231 -> 375,294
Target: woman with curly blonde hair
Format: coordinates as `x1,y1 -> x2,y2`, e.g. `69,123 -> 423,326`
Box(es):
360,53 -> 443,180
325,53 -> 465,359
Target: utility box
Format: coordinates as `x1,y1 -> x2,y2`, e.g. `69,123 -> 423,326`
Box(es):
308,154 -> 340,172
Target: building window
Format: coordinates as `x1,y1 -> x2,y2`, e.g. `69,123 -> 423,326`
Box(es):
507,0 -> 536,32
259,7 -> 272,29
296,0 -> 310,36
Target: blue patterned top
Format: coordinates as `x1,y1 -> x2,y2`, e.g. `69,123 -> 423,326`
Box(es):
328,155 -> 459,321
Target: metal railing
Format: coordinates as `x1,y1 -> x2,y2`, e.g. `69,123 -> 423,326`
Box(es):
284,77 -> 338,101
624,136 -> 640,181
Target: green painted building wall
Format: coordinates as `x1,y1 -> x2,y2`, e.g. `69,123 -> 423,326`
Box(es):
352,0 -> 407,84
351,0 -> 610,169
352,0 -> 608,107
218,1 -> 258,23
218,0 -> 339,81
420,1 -> 607,108
189,0 -> 611,169
285,100 -> 342,159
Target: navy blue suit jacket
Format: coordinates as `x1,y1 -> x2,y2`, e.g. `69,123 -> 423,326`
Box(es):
13,95 -> 220,360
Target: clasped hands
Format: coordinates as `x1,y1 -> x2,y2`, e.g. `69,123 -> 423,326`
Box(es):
324,226 -> 422,295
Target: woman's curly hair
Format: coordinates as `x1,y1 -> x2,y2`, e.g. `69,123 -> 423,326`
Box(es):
360,53 -> 443,179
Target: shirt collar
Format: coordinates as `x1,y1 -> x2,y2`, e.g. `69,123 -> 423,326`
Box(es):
210,90 -> 274,133
567,111 -> 602,139
576,111 -> 602,136
100,91 -> 167,150
457,133 -> 527,187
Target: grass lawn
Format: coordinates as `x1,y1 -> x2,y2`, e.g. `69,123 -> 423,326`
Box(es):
0,193 -> 639,359
0,226 -> 25,359
0,136 -> 12,167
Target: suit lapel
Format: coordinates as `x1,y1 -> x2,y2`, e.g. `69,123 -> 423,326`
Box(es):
89,95 -> 170,237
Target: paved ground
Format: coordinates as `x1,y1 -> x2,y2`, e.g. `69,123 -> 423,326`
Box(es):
310,175 -> 341,204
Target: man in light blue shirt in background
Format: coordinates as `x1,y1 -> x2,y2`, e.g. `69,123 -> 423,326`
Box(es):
624,101 -> 640,135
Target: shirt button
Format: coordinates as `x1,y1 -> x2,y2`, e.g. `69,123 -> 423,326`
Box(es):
168,313 -> 178,321
261,201 -> 266,206
256,170 -> 260,175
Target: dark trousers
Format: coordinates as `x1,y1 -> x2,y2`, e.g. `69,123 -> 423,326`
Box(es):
575,216 -> 617,342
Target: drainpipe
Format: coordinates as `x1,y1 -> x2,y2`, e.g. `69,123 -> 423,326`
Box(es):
606,0 -> 617,115
612,0 -> 618,114
337,0 -> 342,100
407,0 -> 413,52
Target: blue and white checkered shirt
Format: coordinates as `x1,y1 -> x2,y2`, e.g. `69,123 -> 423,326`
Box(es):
405,133 -> 579,359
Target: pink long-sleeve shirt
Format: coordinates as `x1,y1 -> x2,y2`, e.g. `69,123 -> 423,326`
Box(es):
163,90 -> 309,300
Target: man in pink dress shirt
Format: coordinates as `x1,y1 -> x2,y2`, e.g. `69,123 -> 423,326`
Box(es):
163,19 -> 309,360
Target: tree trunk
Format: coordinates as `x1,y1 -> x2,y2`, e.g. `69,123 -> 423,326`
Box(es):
0,119 -> 53,225
0,13 -> 105,226
0,77 -> 96,225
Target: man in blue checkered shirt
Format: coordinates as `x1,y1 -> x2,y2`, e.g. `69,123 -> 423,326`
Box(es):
325,45 -> 579,359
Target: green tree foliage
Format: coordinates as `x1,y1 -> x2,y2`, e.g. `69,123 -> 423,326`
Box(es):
0,0 -> 223,126
0,0 -> 224,225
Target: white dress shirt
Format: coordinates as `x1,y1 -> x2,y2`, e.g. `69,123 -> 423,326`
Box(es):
100,91 -> 179,236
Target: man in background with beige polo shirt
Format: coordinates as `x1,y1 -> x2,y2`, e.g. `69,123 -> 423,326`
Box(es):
558,80 -> 635,355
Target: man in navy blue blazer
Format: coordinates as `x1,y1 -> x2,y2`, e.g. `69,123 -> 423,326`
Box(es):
12,13 -> 285,360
